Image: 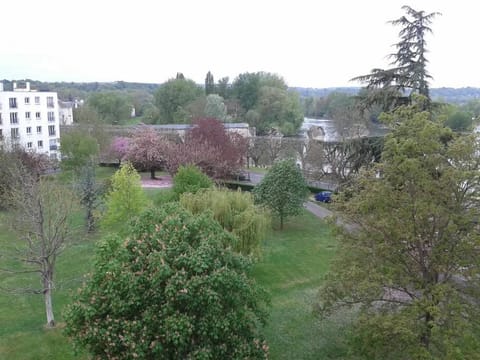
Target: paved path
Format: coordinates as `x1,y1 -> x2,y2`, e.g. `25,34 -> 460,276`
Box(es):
305,201 -> 357,232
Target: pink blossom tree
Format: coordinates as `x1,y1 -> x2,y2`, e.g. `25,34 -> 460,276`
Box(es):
107,136 -> 130,165
125,127 -> 169,179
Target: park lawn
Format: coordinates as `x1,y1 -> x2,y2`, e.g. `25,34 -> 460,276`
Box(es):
253,211 -> 350,359
0,195 -> 346,359
0,211 -> 93,359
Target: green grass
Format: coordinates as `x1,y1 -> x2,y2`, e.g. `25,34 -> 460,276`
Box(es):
253,211 -> 349,359
0,211 -> 93,359
0,197 -> 346,359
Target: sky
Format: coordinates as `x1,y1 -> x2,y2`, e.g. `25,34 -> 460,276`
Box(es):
2,0 -> 478,88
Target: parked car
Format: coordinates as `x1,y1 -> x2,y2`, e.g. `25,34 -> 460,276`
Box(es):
315,191 -> 332,203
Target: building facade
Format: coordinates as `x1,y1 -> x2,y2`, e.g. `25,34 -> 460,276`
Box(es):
0,82 -> 61,159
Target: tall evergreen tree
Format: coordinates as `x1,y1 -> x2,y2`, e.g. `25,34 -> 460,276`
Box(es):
353,6 -> 440,110
205,70 -> 215,95
318,103 -> 480,358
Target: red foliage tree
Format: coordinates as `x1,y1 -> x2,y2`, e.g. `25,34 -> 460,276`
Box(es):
125,127 -> 168,179
165,118 -> 247,179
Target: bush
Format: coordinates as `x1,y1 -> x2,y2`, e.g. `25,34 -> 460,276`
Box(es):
180,188 -> 270,257
172,165 -> 213,197
65,203 -> 269,359
153,188 -> 178,206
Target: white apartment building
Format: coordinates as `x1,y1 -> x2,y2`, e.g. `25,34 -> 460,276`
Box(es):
0,82 -> 61,159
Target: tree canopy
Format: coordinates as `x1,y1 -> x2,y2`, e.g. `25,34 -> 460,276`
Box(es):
254,159 -> 308,229
65,203 -> 269,359
101,162 -> 149,233
154,77 -> 203,123
318,103 -> 480,358
353,6 -> 440,111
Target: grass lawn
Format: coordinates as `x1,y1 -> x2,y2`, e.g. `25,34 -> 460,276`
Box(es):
253,211 -> 350,359
0,189 -> 346,359
0,212 -> 93,359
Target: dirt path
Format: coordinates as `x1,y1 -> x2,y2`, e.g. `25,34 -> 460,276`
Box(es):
140,176 -> 173,188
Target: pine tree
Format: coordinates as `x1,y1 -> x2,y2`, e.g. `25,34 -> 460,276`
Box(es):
353,6 -> 440,110
205,70 -> 215,95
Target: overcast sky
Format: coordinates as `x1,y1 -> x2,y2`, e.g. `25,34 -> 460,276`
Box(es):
2,0 -> 478,88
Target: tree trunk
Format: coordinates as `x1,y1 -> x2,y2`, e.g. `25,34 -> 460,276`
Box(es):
44,278 -> 55,327
280,215 -> 284,230
86,208 -> 95,233
150,168 -> 156,179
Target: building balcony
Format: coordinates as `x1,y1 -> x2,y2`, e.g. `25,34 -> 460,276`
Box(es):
49,132 -> 57,137
49,145 -> 58,151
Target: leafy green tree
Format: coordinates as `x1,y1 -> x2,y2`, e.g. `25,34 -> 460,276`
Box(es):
353,6 -> 440,110
65,203 -> 269,359
217,76 -> 230,99
232,72 -> 261,112
444,110 -> 473,132
232,72 -> 301,135
205,70 -> 215,95
318,104 -> 480,358
254,159 -> 308,229
204,94 -> 227,121
154,77 -> 203,123
255,87 -> 303,136
60,127 -> 99,174
180,188 -> 270,256
101,162 -> 149,233
172,164 -> 213,198
87,92 -> 131,124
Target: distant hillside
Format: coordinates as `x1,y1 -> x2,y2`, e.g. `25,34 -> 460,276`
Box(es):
292,86 -> 480,104
2,80 -> 480,105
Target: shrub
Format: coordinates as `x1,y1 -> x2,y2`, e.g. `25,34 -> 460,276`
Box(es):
172,165 -> 213,197
180,188 -> 270,257
65,203 -> 269,359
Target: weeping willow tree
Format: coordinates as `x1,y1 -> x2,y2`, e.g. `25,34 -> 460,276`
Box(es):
180,189 -> 270,257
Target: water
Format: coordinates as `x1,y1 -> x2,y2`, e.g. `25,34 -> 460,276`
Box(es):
300,117 -> 389,141
300,118 -> 338,141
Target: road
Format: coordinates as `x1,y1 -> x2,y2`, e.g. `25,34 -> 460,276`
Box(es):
245,171 -> 354,229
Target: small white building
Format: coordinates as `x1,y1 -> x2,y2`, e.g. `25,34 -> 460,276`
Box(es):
58,100 -> 74,125
0,81 -> 61,159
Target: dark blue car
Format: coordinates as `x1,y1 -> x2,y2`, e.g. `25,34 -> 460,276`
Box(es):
315,191 -> 332,203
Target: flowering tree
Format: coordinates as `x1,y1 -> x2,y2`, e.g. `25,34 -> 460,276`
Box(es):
125,127 -> 168,179
65,204 -> 269,359
107,136 -> 130,165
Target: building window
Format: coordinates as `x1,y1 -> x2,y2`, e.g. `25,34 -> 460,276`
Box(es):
11,128 -> 19,139
9,98 -> 17,109
47,111 -> 55,122
0,113 -> 2,125
25,111 -> 31,119
36,126 -> 42,134
37,140 -> 43,148
10,112 -> 18,124
49,153 -> 57,160
26,126 -> 32,134
36,112 -> 41,120
49,139 -> 57,151
27,142 -> 33,149
48,125 -> 56,136
25,97 -> 30,105
47,96 -> 54,108
0,129 -> 3,139
35,96 -> 40,104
